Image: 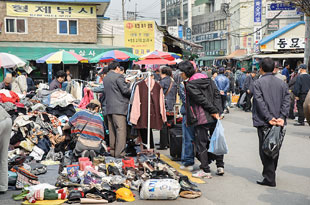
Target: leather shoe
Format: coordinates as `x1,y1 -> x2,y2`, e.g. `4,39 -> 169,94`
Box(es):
294,123 -> 305,126
256,180 -> 276,187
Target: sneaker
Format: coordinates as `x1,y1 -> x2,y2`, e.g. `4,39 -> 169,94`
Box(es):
192,170 -> 212,179
216,167 -> 224,176
180,165 -> 194,172
179,176 -> 198,188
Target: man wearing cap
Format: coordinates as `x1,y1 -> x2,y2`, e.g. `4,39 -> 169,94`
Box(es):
293,64 -> 310,126
273,61 -> 287,82
243,70 -> 257,112
63,100 -> 105,159
215,67 -> 230,115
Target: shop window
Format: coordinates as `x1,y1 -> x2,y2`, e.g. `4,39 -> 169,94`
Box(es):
5,18 -> 27,34
215,21 -> 219,31
57,19 -> 78,35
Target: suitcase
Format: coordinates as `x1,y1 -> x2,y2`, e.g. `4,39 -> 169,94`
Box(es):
169,124 -> 183,161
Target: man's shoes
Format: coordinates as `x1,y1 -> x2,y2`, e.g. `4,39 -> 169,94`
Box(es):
244,109 -> 251,112
180,165 -> 194,172
256,180 -> 276,187
192,169 -> 212,179
179,176 -> 200,192
294,122 -> 305,126
216,167 -> 224,176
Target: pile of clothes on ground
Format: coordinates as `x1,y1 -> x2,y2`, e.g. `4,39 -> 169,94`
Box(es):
2,87 -> 201,204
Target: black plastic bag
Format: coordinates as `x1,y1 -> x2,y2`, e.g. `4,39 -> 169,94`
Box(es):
262,126 -> 285,159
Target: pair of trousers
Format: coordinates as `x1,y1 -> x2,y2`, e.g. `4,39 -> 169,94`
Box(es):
181,115 -> 195,166
237,90 -> 245,107
297,94 -> 307,123
244,92 -> 253,111
288,92 -> 296,119
194,123 -> 224,173
0,118 -> 12,192
226,93 -> 232,108
159,115 -> 174,148
257,126 -> 279,185
74,140 -> 102,157
107,114 -> 127,158
220,95 -> 227,113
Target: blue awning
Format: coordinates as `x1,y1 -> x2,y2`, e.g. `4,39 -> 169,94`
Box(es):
259,21 -> 305,46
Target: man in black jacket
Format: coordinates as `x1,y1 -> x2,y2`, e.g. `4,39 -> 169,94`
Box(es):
178,61 -> 222,178
252,58 -> 290,187
243,70 -> 257,112
292,64 -> 310,126
103,61 -> 131,157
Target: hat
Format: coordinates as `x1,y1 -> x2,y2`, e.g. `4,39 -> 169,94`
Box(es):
298,64 -> 307,70
98,67 -> 109,75
219,67 -> 225,73
90,99 -> 101,108
241,68 -> 246,72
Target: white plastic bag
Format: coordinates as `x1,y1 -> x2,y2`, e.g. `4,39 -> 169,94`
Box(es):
140,179 -> 180,200
208,120 -> 228,155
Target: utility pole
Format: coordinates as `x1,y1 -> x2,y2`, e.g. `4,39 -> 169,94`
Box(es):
305,15 -> 310,72
135,3 -> 137,20
122,0 -> 125,20
223,3 -> 231,55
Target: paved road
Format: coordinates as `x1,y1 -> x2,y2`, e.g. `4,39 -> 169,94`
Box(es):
1,108 -> 309,205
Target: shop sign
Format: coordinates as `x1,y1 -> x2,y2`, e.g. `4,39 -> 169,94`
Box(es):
186,28 -> 192,41
168,26 -> 178,38
193,31 -> 224,43
275,38 -> 305,50
254,0 -> 262,24
6,2 -> 96,18
124,21 -> 155,56
267,19 -> 279,31
266,3 -> 302,19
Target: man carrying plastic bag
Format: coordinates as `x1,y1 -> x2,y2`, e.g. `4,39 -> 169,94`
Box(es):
208,120 -> 228,156
252,58 -> 290,187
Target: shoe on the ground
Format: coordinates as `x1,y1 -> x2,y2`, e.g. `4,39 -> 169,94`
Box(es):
179,175 -> 199,190
81,150 -> 89,158
180,165 -> 194,172
294,122 -> 305,126
216,167 -> 224,176
192,169 -> 212,179
256,179 -> 276,187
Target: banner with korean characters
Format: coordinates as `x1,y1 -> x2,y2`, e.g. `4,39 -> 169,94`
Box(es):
6,2 -> 96,18
275,38 -> 305,50
124,21 -> 155,56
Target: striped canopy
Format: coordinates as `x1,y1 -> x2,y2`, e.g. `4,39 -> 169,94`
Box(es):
90,50 -> 139,63
140,50 -> 181,60
36,50 -> 88,64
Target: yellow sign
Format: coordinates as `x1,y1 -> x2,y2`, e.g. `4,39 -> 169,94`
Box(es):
124,21 -> 155,56
6,2 -> 96,18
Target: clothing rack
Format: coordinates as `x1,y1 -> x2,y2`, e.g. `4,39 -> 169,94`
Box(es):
139,71 -> 152,150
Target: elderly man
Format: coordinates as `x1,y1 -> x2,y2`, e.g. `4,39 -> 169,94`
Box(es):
49,71 -> 66,91
0,74 -> 12,90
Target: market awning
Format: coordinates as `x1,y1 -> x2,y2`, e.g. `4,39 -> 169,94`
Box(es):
0,42 -> 132,61
253,53 -> 304,59
166,35 -> 203,49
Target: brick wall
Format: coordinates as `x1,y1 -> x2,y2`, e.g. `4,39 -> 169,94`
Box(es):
0,1 -> 97,43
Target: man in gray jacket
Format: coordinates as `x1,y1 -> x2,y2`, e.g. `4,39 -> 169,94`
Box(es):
252,58 -> 290,187
103,61 -> 131,158
0,106 -> 12,193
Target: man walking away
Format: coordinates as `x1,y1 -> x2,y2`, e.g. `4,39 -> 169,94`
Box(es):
236,68 -> 247,108
215,67 -> 230,115
243,70 -> 257,112
293,64 -> 310,126
225,68 -> 235,110
103,61 -> 131,157
252,57 -> 290,187
282,63 -> 290,83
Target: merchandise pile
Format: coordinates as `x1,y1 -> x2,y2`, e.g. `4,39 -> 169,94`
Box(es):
1,87 -> 202,204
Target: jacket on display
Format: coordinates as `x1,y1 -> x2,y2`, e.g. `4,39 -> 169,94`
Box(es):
185,73 -> 222,126
159,76 -> 177,112
12,75 -> 27,94
130,78 -> 166,130
103,71 -> 131,116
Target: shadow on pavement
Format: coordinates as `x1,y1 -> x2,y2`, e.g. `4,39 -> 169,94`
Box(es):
258,188 -> 310,205
225,164 -> 261,183
281,166 -> 310,178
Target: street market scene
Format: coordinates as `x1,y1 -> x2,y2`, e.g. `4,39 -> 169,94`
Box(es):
0,0 -> 309,204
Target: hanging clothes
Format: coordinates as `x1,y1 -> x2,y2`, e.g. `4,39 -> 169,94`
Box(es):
78,88 -> 94,109
130,78 -> 166,130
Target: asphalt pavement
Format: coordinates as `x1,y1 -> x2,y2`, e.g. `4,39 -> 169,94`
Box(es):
1,108 -> 309,205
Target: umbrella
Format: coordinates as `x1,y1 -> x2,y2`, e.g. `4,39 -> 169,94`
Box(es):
36,50 -> 88,64
140,50 -> 181,61
135,58 -> 176,65
90,50 -> 139,63
0,52 -> 26,69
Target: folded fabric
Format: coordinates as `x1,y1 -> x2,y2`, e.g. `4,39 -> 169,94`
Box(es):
31,103 -> 46,112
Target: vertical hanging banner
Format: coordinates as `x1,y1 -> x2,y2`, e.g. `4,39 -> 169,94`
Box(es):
254,0 -> 262,24
124,21 -> 155,56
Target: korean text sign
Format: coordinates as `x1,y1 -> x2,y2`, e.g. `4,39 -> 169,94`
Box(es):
124,21 -> 155,56
6,2 -> 96,18
254,0 -> 262,23
275,38 -> 305,50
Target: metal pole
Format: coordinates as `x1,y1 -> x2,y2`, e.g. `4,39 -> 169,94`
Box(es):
122,0 -> 125,20
304,15 -> 310,72
147,71 -> 151,150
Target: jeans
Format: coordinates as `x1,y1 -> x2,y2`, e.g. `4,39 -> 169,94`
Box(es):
226,93 -> 232,108
181,115 -> 195,166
